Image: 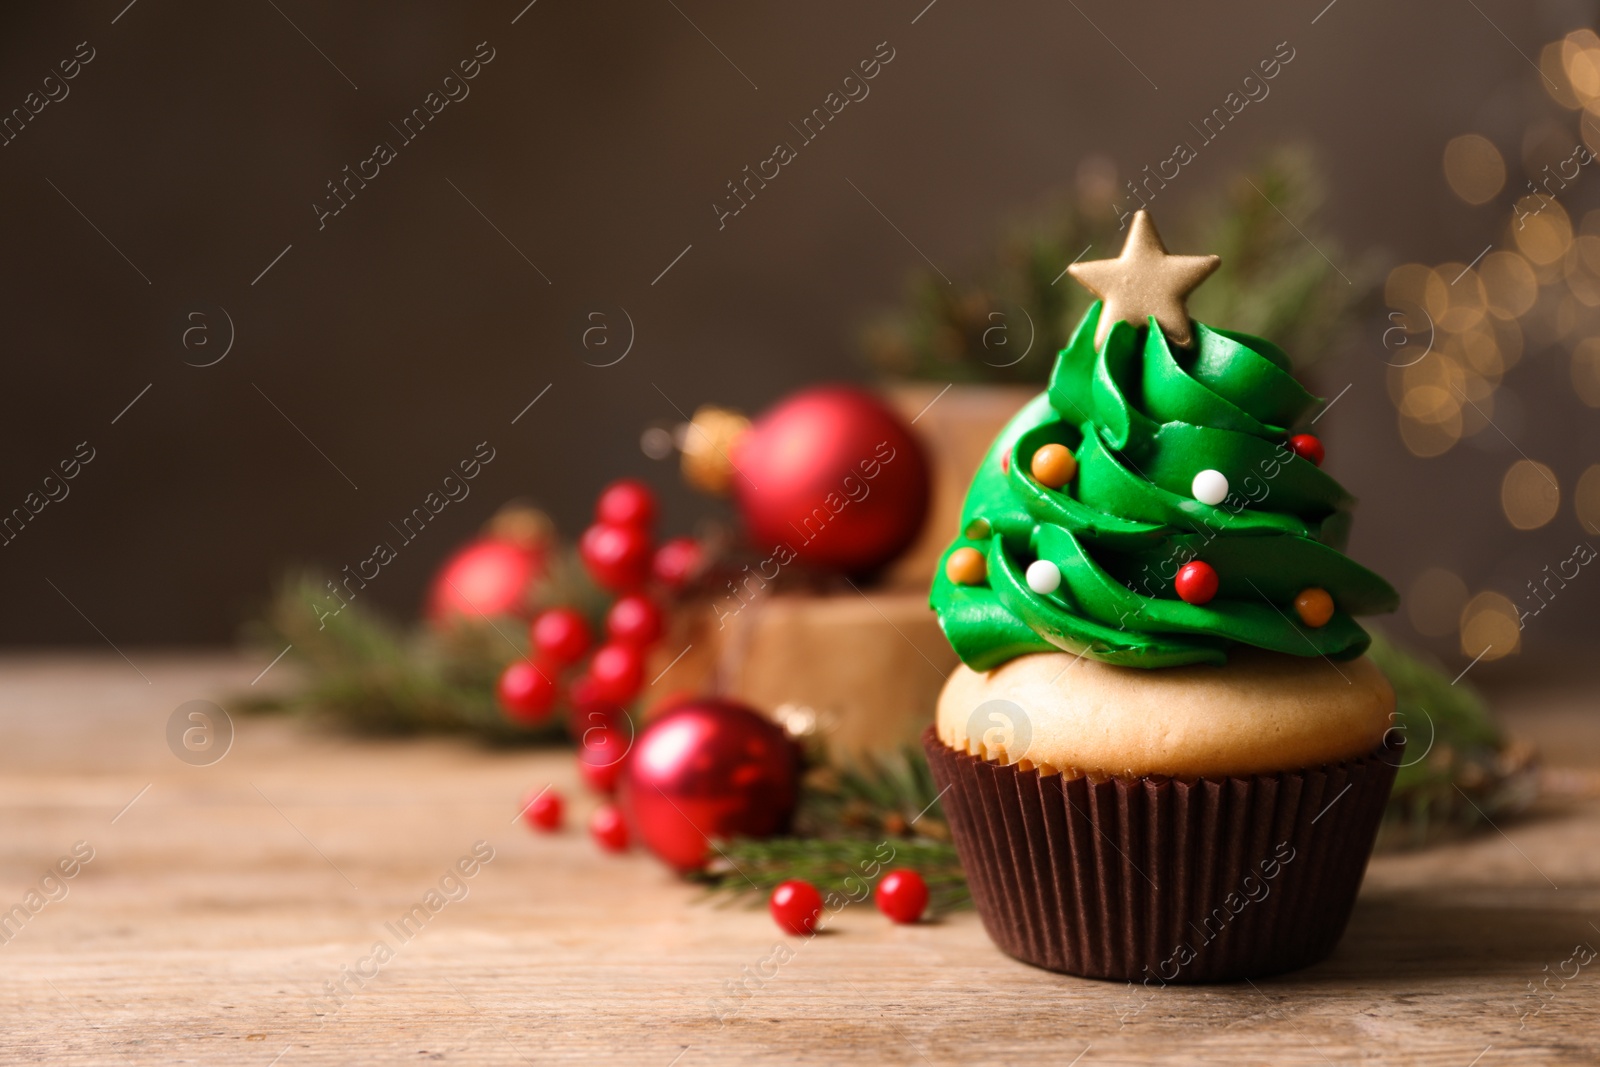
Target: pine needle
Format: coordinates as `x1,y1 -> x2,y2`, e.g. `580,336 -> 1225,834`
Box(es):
701,637 -> 1536,908
860,146 -> 1377,384
237,571 -> 568,744
701,837 -> 969,914
1367,627 -> 1538,849
699,745 -> 967,911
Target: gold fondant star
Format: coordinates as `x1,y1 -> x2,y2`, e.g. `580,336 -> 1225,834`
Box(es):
1067,210 -> 1220,348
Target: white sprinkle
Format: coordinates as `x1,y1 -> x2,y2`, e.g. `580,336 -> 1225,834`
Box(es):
1191,469 -> 1229,506
1026,560 -> 1062,595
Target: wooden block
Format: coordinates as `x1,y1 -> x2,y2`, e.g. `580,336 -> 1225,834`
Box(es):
881,382 -> 1034,591
648,590 -> 957,761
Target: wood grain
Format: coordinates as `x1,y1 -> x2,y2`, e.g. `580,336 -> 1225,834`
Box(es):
0,653 -> 1595,1066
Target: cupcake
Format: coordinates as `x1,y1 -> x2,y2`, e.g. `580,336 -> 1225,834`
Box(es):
925,211 -> 1401,983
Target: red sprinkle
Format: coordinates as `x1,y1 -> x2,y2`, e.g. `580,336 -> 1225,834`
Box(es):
1288,434 -> 1325,467
1175,561 -> 1219,606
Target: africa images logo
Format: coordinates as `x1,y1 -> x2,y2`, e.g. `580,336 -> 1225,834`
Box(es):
965,698 -> 1031,763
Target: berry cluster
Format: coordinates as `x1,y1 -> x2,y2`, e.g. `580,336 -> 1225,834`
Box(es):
506,479 -> 705,856
496,479 -> 701,730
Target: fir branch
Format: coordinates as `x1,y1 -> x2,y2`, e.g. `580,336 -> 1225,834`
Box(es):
860,146 -> 1375,384
700,745 -> 966,911
701,837 -> 969,914
1186,147 -> 1384,370
238,571 -> 566,744
793,743 -> 949,841
1367,627 -> 1538,849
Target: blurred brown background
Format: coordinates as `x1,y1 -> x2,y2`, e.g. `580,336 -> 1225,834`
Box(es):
1,0 -> 1595,676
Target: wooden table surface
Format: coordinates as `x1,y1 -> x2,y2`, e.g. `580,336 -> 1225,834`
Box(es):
2,653 -> 1598,1066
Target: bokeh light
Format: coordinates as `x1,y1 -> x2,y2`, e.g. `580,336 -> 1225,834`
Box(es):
1399,409 -> 1463,457
1424,264 -> 1488,332
1542,38 -> 1582,108
1459,591 -> 1521,660
1400,356 -> 1463,420
1384,263 -> 1433,312
1575,234 -> 1600,273
1443,134 -> 1506,205
1450,327 -> 1506,382
1407,567 -> 1469,637
1390,24 -> 1598,671
1564,29 -> 1600,112
1567,236 -> 1600,306
1480,251 -> 1539,320
1513,197 -> 1573,265
1501,460 -> 1561,530
1577,463 -> 1600,533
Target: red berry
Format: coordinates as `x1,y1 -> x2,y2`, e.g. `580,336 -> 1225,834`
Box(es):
652,537 -> 703,589
579,523 -> 653,592
578,746 -> 624,794
497,660 -> 557,722
607,594 -> 664,647
875,869 -> 929,924
577,717 -> 632,794
567,673 -> 599,707
590,802 -> 629,851
769,879 -> 824,935
596,479 -> 658,529
567,673 -> 608,715
531,607 -> 592,665
1288,433 -> 1325,467
588,642 -> 645,705
522,788 -> 563,832
1175,560 -> 1219,606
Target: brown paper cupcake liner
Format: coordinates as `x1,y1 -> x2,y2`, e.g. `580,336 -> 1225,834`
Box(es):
924,725 -> 1400,983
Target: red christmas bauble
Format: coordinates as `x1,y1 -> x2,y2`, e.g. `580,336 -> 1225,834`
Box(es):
731,386 -> 930,575
426,538 -> 544,622
606,594 -> 663,647
619,699 -> 800,871
596,478 -> 658,529
496,660 -> 558,722
532,608 -> 592,665
590,803 -> 629,851
1288,433 -> 1325,467
1175,560 -> 1219,606
769,880 -> 823,935
652,537 -> 703,589
874,869 -> 929,924
579,522 -> 653,592
522,788 -> 563,832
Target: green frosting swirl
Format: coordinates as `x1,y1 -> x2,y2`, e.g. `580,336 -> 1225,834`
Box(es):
931,302 -> 1398,670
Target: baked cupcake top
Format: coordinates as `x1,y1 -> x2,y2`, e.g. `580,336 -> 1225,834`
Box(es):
936,649 -> 1394,778
930,211 -> 1398,672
